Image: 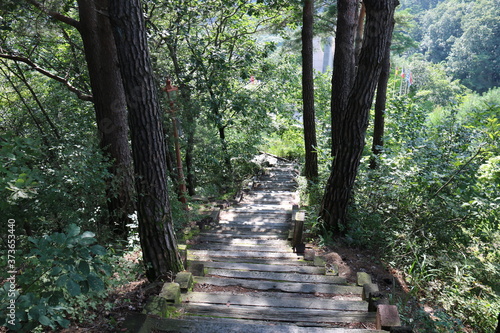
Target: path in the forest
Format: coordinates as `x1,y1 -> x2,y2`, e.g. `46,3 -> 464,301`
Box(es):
134,154 -> 391,332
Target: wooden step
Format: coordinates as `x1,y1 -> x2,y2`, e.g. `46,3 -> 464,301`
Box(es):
200,226 -> 289,235
189,261 -> 326,274
206,268 -> 347,284
180,303 -> 376,324
194,277 -> 363,295
197,232 -> 285,240
218,220 -> 292,228
188,249 -> 303,260
182,292 -> 367,311
190,257 -> 314,266
188,243 -> 293,253
219,216 -> 291,224
126,315 -> 386,333
194,237 -> 292,246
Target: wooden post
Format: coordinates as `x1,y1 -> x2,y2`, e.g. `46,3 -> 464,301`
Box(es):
292,205 -> 305,253
376,304 -> 401,330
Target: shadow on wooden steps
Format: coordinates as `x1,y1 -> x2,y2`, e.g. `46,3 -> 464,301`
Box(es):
129,154 -> 405,332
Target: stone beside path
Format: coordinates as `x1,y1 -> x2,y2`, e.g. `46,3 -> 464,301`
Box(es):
132,154 -> 396,333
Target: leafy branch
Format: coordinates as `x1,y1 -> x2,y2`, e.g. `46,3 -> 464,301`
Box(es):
0,52 -> 93,102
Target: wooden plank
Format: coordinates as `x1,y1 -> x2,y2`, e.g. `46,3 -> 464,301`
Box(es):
218,221 -> 292,227
189,261 -> 324,273
187,249 -> 302,260
194,237 -> 291,246
219,218 -> 291,225
181,304 -> 376,324
189,244 -> 293,253
182,292 -> 368,311
194,277 -> 363,295
135,316 -> 386,333
189,257 -> 313,266
200,227 -> 289,235
197,232 -> 284,239
206,268 -> 347,285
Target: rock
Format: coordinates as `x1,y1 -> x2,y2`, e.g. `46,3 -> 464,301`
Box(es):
159,282 -> 181,304
362,283 -> 379,301
142,296 -> 169,317
313,256 -> 326,267
357,272 -> 372,286
188,262 -> 205,276
304,249 -> 315,261
175,271 -> 194,292
325,263 -> 339,276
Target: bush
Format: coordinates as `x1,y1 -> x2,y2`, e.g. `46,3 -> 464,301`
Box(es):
0,224 -> 111,331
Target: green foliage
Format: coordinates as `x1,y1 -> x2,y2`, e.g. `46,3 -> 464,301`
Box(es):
0,224 -> 111,331
0,132 -> 111,235
414,0 -> 500,92
347,90 -> 500,332
447,0 -> 500,92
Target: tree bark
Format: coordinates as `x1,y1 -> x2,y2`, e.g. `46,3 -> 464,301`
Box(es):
320,0 -> 398,232
78,0 -> 135,238
330,0 -> 359,160
370,34 -> 393,169
108,0 -> 183,280
302,0 -> 318,181
354,2 -> 366,64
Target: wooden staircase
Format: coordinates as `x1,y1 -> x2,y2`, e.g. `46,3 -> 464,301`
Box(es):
131,155 -> 397,332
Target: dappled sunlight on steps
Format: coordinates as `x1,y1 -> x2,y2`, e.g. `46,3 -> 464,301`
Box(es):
130,154 -> 399,332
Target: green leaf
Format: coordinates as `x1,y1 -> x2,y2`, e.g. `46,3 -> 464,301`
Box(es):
87,273 -> 105,292
51,232 -> 67,245
90,244 -> 106,256
77,261 -> 90,276
66,279 -> 81,296
66,223 -> 81,238
78,231 -> 96,245
28,306 -> 40,320
80,231 -> 95,239
79,280 -> 89,294
48,292 -> 64,307
56,274 -> 69,287
69,272 -> 86,282
50,266 -> 63,276
38,315 -> 52,326
56,317 -> 70,328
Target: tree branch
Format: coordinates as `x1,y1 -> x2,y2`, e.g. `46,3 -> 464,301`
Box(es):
26,0 -> 81,31
0,53 -> 93,102
431,147 -> 484,199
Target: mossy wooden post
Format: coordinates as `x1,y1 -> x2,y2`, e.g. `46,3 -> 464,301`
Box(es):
292,205 -> 305,253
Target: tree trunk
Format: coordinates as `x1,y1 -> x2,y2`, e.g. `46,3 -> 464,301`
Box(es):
354,2 -> 366,63
185,126 -> 197,196
320,0 -> 398,232
370,35 -> 393,169
302,0 -> 318,181
78,0 -> 134,238
109,0 -> 183,280
330,0 -> 359,160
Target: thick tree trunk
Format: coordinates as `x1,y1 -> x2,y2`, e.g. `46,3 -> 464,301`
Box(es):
330,0 -> 359,160
109,0 -> 183,280
302,0 -> 318,181
320,0 -> 398,232
370,37 -> 393,169
78,0 -> 134,238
